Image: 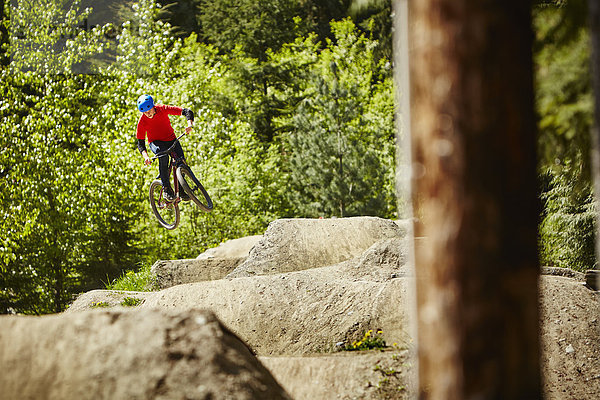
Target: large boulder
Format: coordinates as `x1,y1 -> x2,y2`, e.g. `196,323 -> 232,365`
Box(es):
0,309 -> 290,400
227,217 -> 406,278
259,350 -> 415,400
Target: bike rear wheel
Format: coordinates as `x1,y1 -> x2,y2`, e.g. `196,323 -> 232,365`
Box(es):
149,179 -> 180,230
176,165 -> 213,212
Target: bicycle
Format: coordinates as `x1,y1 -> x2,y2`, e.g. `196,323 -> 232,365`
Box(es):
148,132 -> 213,230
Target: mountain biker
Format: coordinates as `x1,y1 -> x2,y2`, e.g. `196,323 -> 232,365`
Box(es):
135,94 -> 194,202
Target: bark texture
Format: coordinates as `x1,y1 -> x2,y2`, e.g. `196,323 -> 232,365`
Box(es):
407,1 -> 541,398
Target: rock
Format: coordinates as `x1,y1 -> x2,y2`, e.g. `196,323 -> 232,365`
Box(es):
259,351 -> 415,400
66,290 -> 152,312
565,344 -> 575,354
0,309 -> 290,400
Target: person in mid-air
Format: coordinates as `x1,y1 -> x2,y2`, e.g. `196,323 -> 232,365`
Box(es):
135,94 -> 194,202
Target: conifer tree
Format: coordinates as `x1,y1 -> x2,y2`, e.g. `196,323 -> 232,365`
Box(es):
287,64 -> 389,217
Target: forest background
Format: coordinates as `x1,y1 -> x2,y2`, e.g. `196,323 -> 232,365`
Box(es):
0,0 -> 595,314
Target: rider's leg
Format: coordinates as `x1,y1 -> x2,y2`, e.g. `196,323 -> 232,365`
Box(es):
149,140 -> 174,198
170,142 -> 191,200
170,141 -> 185,166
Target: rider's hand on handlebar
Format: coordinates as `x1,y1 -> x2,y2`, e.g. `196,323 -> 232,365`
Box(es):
185,125 -> 193,134
143,154 -> 152,166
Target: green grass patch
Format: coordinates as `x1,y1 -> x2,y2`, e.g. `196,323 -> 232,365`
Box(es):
106,264 -> 158,292
121,297 -> 143,307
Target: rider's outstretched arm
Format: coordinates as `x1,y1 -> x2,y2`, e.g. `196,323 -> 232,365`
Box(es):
138,139 -> 151,165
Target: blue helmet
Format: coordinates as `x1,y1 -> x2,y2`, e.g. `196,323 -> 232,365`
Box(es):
137,94 -> 154,112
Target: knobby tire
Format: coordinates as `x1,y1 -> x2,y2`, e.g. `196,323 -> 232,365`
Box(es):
176,166 -> 213,212
149,179 -> 180,230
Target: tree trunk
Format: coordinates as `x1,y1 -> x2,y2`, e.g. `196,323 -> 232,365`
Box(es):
406,1 -> 541,398
588,0 -> 600,294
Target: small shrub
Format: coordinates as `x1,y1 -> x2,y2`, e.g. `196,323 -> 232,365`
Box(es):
90,301 -> 110,308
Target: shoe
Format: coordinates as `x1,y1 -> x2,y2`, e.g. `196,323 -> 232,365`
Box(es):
163,187 -> 176,202
180,191 -> 191,201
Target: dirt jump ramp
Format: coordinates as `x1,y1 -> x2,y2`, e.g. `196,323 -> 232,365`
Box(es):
152,235 -> 263,289
68,237 -> 413,356
0,309 -> 290,400
227,217 -> 406,278
142,269 -> 412,355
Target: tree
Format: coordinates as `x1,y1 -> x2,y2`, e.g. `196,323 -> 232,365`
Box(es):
282,19 -> 395,218
157,0 -> 200,38
0,0 -> 144,313
407,0 -> 540,397
198,0 -> 299,61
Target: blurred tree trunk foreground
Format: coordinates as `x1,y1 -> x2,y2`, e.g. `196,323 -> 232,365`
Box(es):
589,0 -> 600,291
402,0 -> 541,398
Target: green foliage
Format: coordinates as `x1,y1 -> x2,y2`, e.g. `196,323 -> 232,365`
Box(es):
1,0 -> 9,66
1,0 -> 399,314
121,296 -> 143,306
539,165 -> 597,272
0,71 -> 145,313
106,264 -> 158,291
157,0 -> 200,39
349,0 -> 393,62
198,0 -> 299,61
8,0 -> 109,74
534,2 -> 592,177
276,19 -> 395,218
533,2 -> 596,273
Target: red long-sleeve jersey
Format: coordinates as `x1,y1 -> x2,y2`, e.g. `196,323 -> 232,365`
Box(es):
136,104 -> 182,143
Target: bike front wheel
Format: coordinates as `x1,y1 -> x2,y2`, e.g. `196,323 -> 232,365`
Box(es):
176,165 -> 213,212
149,179 -> 180,230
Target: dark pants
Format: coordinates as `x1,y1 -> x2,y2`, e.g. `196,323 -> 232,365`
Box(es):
149,140 -> 185,190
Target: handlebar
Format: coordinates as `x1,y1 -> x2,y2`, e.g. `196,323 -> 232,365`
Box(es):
150,132 -> 187,160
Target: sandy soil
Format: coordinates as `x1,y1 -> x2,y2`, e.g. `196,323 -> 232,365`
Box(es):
66,217 -> 600,399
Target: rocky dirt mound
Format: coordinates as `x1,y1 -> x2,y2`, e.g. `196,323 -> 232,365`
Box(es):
6,217 -> 600,399
151,235 -> 263,289
540,276 -> 600,399
227,217 -> 405,278
0,309 -> 290,400
69,237 -> 413,356
259,350 -> 416,400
